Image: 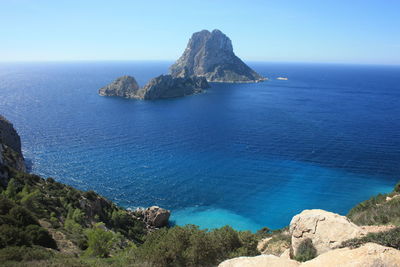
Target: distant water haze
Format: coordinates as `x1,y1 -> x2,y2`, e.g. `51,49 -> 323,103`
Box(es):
0,61 -> 399,231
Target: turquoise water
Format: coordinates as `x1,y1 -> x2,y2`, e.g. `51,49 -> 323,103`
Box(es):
0,61 -> 399,231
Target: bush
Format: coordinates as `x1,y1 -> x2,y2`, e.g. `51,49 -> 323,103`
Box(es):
24,225 -> 57,249
85,224 -> 117,258
294,238 -> 317,262
347,182 -> 400,226
394,182 -> 400,193
341,227 -> 400,250
130,225 -> 259,267
0,196 -> 14,215
0,246 -> 53,262
9,206 -> 38,227
0,224 -> 30,248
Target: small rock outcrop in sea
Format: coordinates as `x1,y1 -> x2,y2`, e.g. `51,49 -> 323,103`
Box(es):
169,29 -> 266,83
0,115 -> 26,185
289,209 -> 364,257
142,206 -> 171,228
99,75 -> 140,98
99,74 -> 209,100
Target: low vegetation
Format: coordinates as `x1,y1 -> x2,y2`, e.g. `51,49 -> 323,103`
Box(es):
294,238 -> 317,262
0,167 -> 260,266
347,182 -> 400,226
257,227 -> 291,256
341,227 -> 400,250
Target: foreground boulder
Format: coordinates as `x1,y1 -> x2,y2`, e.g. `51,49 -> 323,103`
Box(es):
219,243 -> 400,267
219,255 -> 300,267
290,209 -> 364,257
170,29 -> 266,83
302,243 -> 400,267
143,206 -> 170,228
99,75 -> 140,98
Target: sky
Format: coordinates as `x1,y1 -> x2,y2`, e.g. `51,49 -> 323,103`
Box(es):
0,0 -> 399,64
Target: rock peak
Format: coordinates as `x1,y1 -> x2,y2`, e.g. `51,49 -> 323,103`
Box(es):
170,29 -> 266,83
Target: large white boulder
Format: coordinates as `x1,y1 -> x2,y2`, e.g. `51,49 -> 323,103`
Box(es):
290,209 -> 364,256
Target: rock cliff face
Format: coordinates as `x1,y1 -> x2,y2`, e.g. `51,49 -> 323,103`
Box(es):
99,75 -> 209,100
99,75 -> 140,98
137,74 -> 209,100
169,29 -> 266,83
0,115 -> 25,185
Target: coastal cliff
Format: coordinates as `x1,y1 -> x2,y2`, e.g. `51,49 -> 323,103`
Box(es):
169,29 -> 266,83
1,115 -> 399,266
0,115 -> 25,185
99,74 -> 209,100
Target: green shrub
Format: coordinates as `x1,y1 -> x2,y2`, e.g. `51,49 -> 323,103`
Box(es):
72,208 -> 85,225
394,182 -> 400,193
341,227 -> 400,250
85,224 -> 117,258
130,225 -> 259,267
3,178 -> 17,199
347,182 -> 400,226
294,238 -> 317,262
0,246 -> 53,262
0,196 -> 14,215
9,206 -> 38,227
24,225 -> 57,249
0,224 -> 30,248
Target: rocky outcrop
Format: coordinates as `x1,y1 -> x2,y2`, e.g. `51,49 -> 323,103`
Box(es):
0,115 -> 25,185
219,243 -> 400,267
0,115 -> 23,156
290,209 -> 364,257
142,206 -> 170,228
99,74 -> 209,100
137,74 -> 209,100
99,75 -> 140,98
302,243 -> 400,267
169,29 -> 266,83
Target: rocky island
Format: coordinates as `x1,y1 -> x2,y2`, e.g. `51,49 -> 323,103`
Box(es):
99,29 -> 266,100
99,74 -> 209,100
169,29 -> 267,83
98,75 -> 140,98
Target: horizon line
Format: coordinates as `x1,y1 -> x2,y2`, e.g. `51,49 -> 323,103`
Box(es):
0,59 -> 399,67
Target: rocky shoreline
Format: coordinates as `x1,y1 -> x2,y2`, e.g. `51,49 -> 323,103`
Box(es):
220,208 -> 400,266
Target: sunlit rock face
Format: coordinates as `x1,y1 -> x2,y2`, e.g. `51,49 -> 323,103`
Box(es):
170,29 -> 266,83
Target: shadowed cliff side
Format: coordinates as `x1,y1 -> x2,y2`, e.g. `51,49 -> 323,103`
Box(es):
0,115 -> 25,185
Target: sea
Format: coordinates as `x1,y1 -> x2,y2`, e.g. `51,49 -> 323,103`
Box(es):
0,61 -> 399,231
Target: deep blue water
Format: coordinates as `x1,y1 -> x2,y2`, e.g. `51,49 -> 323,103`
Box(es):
0,61 -> 399,231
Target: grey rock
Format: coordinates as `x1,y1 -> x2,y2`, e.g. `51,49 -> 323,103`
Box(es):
143,206 -> 170,228
169,29 -> 266,83
99,74 -> 209,100
0,115 -> 23,157
99,75 -> 140,98
138,74 -> 209,100
0,115 -> 26,185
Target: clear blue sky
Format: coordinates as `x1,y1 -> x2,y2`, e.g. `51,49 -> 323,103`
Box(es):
1,0 -> 399,64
